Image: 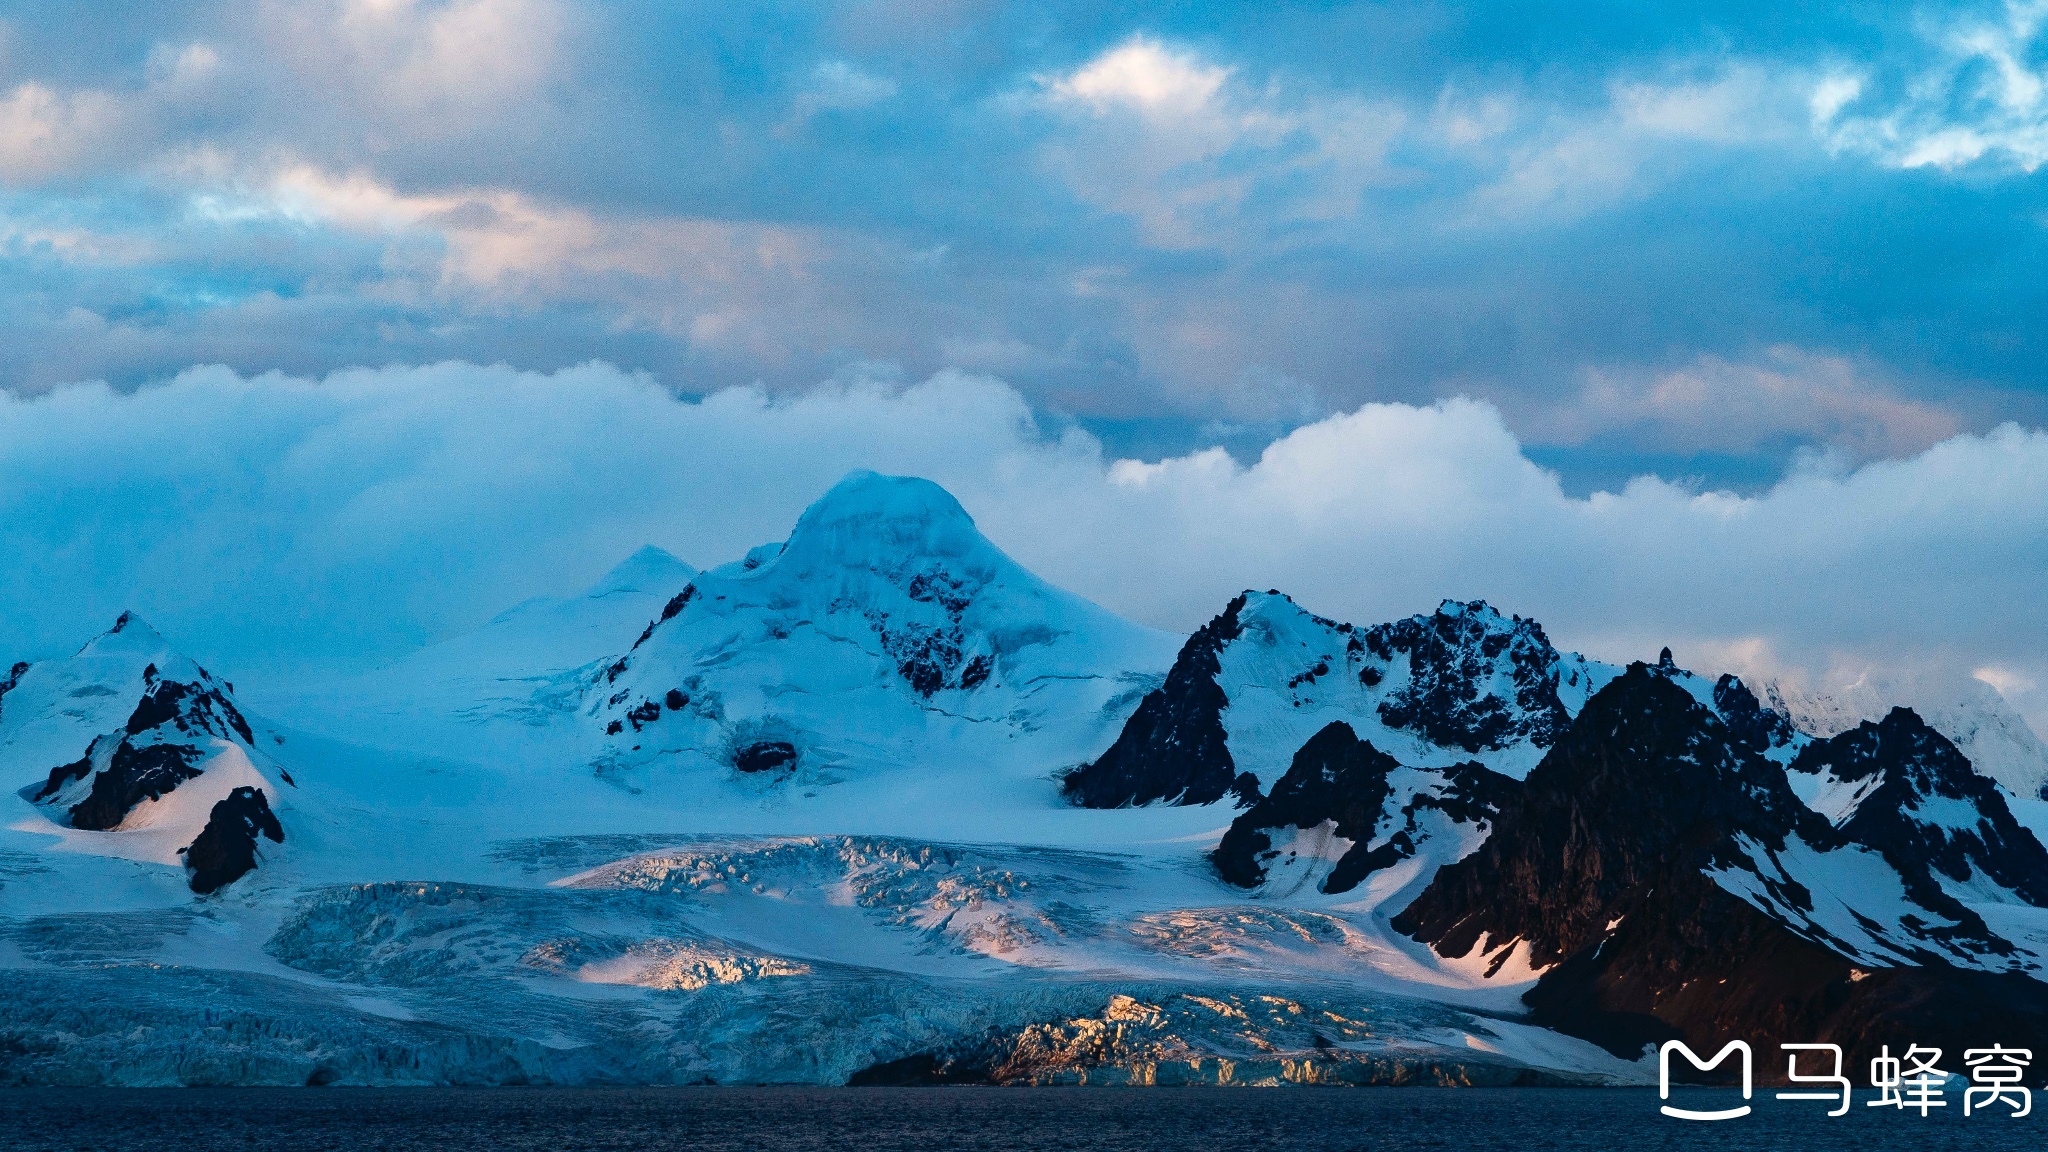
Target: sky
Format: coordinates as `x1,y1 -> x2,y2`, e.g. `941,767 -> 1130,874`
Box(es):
2,3 -> 2047,725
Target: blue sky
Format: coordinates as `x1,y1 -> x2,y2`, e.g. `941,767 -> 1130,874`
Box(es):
3,2 -> 2048,727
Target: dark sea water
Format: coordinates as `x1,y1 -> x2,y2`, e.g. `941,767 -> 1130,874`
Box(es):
0,1087 -> 2039,1152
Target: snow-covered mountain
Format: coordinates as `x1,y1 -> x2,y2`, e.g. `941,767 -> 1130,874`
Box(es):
585,471 -> 1177,805
0,613 -> 293,894
1761,673 -> 2048,800
5,470 -> 2048,1087
1062,593 -> 1617,811
256,545 -> 697,765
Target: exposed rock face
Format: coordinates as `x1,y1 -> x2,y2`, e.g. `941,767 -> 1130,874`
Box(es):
1712,673 -> 1797,755
66,742 -> 206,832
733,740 -> 797,774
0,660 -> 28,722
1395,665 -> 1830,970
1793,708 -> 2048,908
1065,593 -> 1612,809
27,622 -> 267,832
182,786 -> 284,895
1758,669 -> 2048,800
1062,596 -> 1250,809
1394,663 -> 2048,1064
2,612 -> 293,896
1363,602 -> 1573,755
1212,722 -> 1395,890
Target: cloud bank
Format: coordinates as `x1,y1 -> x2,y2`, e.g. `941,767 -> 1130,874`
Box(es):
4,361 -> 2043,730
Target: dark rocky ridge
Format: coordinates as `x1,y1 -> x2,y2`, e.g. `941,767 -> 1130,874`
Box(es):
1212,722 -> 1397,891
1211,722 -> 1514,895
1395,664 -> 1839,970
30,659 -> 262,832
1711,673 -> 1797,754
1394,663 -> 2048,1065
16,624 -> 287,891
68,742 -> 206,831
181,786 -> 284,894
1363,601 -> 1572,755
0,660 -> 28,723
1065,594 -> 1587,810
1060,595 -> 1253,808
123,674 -> 254,744
1795,708 -> 2048,909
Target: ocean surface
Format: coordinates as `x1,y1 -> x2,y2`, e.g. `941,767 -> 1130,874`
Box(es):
0,1087 -> 2039,1152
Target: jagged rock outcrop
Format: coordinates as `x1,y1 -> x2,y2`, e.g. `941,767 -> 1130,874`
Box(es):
1395,663 -> 2048,1064
1210,721 -> 1515,895
1067,594 -> 1614,808
1063,596 -> 1252,808
1793,708 -> 2048,908
182,786 -> 285,894
25,615 -> 265,833
2,612 -> 290,894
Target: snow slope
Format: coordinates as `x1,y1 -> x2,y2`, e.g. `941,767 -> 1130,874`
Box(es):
253,546 -> 697,767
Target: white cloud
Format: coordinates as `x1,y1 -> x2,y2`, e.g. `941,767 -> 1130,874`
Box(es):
1820,2 -> 2048,171
3,362 -> 2046,735
1453,66 -> 1811,222
174,164 -> 883,358
1037,36 -> 1401,247
1049,37 -> 1231,115
0,82 -> 126,181
264,0 -> 568,125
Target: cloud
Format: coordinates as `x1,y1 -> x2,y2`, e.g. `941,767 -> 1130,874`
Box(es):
0,82 -> 128,181
0,5 -> 2045,492
1449,65 -> 1815,222
1036,36 -> 1402,247
1819,2 -> 2048,171
790,59 -> 898,120
1049,36 -> 1231,114
257,0 -> 569,129
3,362 -> 2045,735
1522,346 -> 1962,460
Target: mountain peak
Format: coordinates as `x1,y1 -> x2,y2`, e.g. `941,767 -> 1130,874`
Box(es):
584,546 -> 696,597
776,472 -> 989,572
76,611 -> 170,657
